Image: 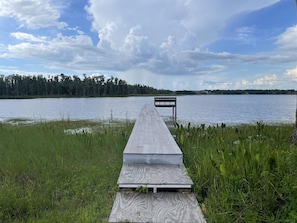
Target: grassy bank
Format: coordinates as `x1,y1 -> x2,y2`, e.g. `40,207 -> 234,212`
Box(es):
0,120 -> 132,222
1,121 -> 297,222
173,122 -> 297,222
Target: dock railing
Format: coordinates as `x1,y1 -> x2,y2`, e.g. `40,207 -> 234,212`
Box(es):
154,97 -> 177,123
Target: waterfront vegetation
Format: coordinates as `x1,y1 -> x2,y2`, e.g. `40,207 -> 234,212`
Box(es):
174,122 -> 297,222
0,120 -> 133,222
0,120 -> 297,222
0,74 -> 172,98
0,74 -> 295,98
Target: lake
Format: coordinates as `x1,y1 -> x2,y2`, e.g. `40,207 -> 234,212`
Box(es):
0,95 -> 296,125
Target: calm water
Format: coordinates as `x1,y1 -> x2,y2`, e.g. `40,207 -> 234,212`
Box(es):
0,95 -> 296,125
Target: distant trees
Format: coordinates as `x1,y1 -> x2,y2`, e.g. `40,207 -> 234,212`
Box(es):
3,74 -> 295,98
0,74 -> 172,98
196,89 -> 296,95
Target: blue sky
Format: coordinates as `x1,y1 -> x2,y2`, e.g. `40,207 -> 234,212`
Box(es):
0,0 -> 297,90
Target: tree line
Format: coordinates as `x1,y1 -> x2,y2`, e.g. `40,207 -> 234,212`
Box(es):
0,74 -> 172,98
196,89 -> 296,95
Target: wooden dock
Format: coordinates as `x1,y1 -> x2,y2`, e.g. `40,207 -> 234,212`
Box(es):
123,104 -> 182,165
109,104 -> 206,223
154,97 -> 177,122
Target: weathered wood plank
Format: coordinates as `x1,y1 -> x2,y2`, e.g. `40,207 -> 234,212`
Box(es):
123,104 -> 182,164
109,104 -> 207,222
124,104 -> 181,155
118,164 -> 193,188
109,192 -> 207,223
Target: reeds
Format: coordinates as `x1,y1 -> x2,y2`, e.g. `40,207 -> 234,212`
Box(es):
173,122 -> 297,222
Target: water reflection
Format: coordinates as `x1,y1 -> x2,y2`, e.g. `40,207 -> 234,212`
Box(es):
0,95 -> 295,125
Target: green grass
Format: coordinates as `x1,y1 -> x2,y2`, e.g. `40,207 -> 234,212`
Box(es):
0,120 -> 132,222
173,122 -> 297,223
1,120 -> 297,222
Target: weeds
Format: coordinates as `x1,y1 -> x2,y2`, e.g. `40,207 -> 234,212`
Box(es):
173,123 -> 297,222
135,185 -> 149,193
1,120 -> 296,222
0,120 -> 133,222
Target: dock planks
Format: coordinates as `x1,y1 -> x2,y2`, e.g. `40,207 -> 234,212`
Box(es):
118,163 -> 193,192
123,104 -> 182,165
109,192 -> 206,223
109,104 -> 206,222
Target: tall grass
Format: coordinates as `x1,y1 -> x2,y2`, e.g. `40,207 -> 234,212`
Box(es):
0,120 -> 132,222
2,120 -> 297,222
173,122 -> 297,222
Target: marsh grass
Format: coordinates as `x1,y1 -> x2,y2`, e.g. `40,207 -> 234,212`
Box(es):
173,122 -> 297,222
2,120 -> 297,222
0,120 -> 133,222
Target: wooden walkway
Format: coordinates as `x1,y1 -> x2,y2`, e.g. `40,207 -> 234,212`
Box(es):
123,104 -> 182,165
109,104 -> 206,223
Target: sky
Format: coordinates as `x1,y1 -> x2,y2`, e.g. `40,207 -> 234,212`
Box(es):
0,0 -> 297,90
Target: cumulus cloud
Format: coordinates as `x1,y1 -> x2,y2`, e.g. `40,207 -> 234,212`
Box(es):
83,0 -> 282,76
3,0 -> 295,90
11,32 -> 47,42
236,74 -> 278,88
285,66 -> 297,80
254,74 -> 278,86
0,0 -> 67,29
276,25 -> 297,51
87,0 -> 280,47
8,33 -> 101,67
81,2 -> 297,79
